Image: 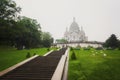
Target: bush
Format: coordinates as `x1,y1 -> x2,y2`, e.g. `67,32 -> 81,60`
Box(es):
106,47 -> 114,50
119,47 -> 120,50
33,53 -> 36,56
71,51 -> 77,60
83,47 -> 90,50
70,47 -> 73,51
87,45 -> 93,48
26,52 -> 31,58
47,48 -> 50,51
75,47 -> 80,50
96,47 -> 103,50
76,45 -> 81,48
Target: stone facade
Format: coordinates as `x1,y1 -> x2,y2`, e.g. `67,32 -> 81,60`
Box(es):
56,42 -> 103,48
64,17 -> 88,42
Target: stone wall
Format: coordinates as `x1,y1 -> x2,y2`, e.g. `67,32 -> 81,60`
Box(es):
56,42 -> 102,48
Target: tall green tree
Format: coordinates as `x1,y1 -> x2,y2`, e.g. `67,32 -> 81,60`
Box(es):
0,0 -> 21,45
15,16 -> 41,49
0,0 -> 21,21
0,0 -> 21,27
41,32 -> 53,47
104,34 -> 119,49
56,38 -> 67,43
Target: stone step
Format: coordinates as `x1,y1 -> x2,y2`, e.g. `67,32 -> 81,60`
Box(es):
0,48 -> 67,80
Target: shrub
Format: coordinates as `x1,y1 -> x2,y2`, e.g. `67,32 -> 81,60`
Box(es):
87,45 -> 93,48
76,45 -> 81,48
96,47 -> 103,50
47,48 -> 50,51
26,52 -> 31,58
106,47 -> 114,50
83,47 -> 90,50
119,47 -> 120,50
70,47 -> 73,51
75,47 -> 80,50
117,46 -> 120,50
33,53 -> 36,56
71,51 -> 77,60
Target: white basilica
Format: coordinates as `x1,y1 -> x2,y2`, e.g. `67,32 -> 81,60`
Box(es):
55,18 -> 103,48
64,18 -> 88,42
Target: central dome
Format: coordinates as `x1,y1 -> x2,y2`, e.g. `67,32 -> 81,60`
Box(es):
69,17 -> 80,32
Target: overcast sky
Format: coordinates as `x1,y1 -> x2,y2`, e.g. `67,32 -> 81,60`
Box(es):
14,0 -> 120,42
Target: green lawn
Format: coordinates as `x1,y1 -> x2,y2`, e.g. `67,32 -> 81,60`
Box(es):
68,48 -> 120,80
0,46 -> 51,71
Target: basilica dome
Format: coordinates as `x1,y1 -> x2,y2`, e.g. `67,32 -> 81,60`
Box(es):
69,18 -> 80,32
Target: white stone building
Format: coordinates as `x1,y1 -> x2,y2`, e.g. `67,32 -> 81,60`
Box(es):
64,17 -> 88,42
55,17 -> 103,48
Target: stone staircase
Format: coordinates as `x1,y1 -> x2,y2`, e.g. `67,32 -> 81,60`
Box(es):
0,48 -> 68,80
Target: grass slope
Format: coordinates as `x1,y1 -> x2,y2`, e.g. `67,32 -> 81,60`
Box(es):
0,46 -> 49,71
68,48 -> 120,80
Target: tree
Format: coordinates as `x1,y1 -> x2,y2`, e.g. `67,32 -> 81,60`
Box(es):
0,0 -> 54,49
14,16 -> 42,49
0,0 -> 21,45
0,0 -> 21,21
41,32 -> 53,47
56,38 -> 67,43
104,34 -> 119,49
